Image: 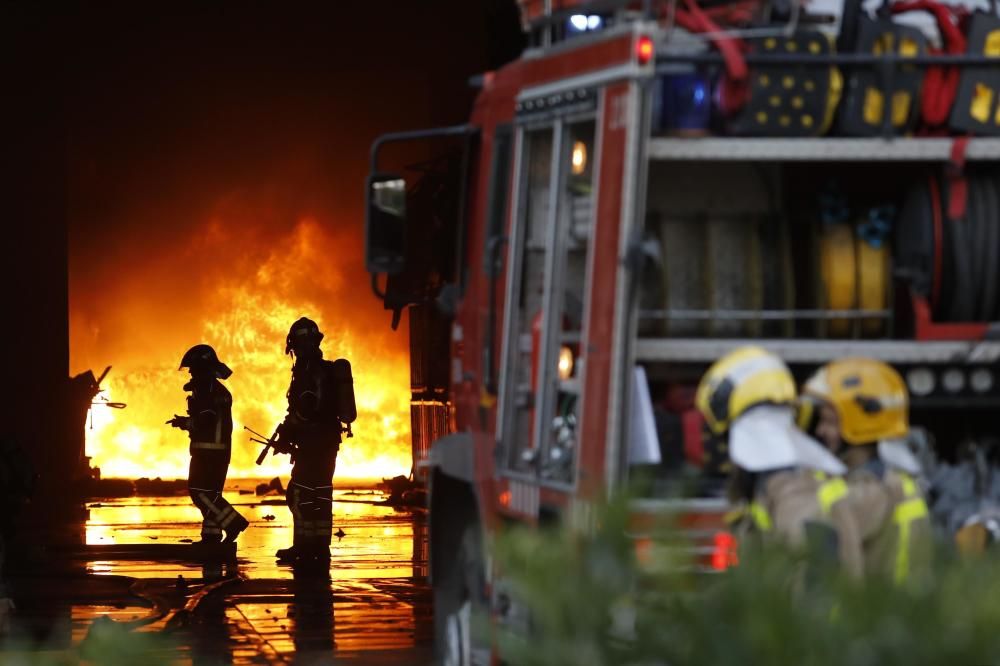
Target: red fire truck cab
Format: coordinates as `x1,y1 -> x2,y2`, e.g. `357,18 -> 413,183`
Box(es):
365,1 -> 1000,662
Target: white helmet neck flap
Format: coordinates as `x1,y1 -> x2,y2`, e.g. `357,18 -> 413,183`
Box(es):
730,405 -> 847,475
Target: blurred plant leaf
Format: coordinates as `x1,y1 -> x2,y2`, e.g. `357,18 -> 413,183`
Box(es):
492,490 -> 1000,666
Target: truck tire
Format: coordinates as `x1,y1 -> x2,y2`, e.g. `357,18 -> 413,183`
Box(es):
434,523 -> 487,666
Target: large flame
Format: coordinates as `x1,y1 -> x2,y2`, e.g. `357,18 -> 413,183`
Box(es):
73,216 -> 411,480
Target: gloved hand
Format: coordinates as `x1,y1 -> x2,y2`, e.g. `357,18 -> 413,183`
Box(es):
276,426 -> 299,455
166,415 -> 190,430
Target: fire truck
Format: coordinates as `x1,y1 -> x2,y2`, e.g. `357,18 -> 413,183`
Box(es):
365,0 -> 1000,662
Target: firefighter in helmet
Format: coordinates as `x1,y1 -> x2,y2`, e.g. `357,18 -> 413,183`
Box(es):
799,358 -> 932,584
274,317 -> 357,563
696,347 -> 863,576
168,344 -> 249,545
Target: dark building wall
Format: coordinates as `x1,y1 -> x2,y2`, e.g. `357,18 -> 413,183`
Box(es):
2,7 -> 72,503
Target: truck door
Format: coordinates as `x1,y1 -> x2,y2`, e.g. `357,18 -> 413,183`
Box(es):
497,102 -> 599,512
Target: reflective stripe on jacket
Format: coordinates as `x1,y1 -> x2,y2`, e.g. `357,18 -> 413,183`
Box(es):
893,474 -> 930,584
843,466 -> 932,583
186,379 -> 233,455
814,471 -> 849,517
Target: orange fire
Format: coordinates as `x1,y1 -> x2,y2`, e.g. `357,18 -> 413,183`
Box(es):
72,217 -> 411,480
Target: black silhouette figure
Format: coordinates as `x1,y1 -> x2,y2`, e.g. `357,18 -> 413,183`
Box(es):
274,318 -> 357,563
169,345 -> 249,545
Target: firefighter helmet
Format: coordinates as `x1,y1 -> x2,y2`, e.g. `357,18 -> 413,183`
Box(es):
695,346 -> 797,434
285,317 -> 324,355
179,344 -> 232,379
802,358 -> 908,446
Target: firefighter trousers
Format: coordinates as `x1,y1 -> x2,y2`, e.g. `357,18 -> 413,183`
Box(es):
189,450 -> 244,541
287,442 -> 338,550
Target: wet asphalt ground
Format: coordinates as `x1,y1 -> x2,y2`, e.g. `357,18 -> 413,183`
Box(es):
2,482 -> 433,664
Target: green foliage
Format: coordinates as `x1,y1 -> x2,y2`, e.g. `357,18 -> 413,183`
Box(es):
492,499 -> 640,666
2,615 -> 179,666
78,616 -> 177,666
491,495 -> 1000,666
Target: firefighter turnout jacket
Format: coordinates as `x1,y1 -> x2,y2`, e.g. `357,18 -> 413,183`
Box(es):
842,461 -> 932,584
735,467 -> 865,578
185,379 -> 233,452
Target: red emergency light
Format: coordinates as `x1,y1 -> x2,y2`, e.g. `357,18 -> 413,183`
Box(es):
636,36 -> 654,65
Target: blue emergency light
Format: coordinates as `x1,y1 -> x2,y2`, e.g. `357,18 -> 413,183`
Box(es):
659,73 -> 711,134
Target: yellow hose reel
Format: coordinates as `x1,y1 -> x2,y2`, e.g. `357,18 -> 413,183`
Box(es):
819,223 -> 889,337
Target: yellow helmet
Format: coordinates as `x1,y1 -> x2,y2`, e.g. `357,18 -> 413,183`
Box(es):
695,346 -> 797,434
801,358 -> 908,445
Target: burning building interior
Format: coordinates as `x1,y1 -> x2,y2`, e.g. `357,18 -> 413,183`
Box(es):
3,2 -> 523,662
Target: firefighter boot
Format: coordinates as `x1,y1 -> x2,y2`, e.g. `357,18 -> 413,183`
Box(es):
193,520 -> 222,547
222,513 -> 250,544
192,534 -> 222,547
275,545 -> 300,562
276,541 -> 329,563
288,540 -> 330,573
301,542 -> 331,561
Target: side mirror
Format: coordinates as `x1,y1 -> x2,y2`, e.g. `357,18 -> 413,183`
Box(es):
365,173 -> 407,275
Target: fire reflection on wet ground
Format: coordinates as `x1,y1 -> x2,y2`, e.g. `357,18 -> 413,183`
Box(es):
84,484 -> 425,580
5,482 -> 432,664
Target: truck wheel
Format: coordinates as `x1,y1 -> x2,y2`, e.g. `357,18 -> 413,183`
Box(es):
434,523 -> 486,666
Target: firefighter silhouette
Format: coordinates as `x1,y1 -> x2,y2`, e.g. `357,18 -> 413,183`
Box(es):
275,317 -> 357,563
168,345 -> 249,545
